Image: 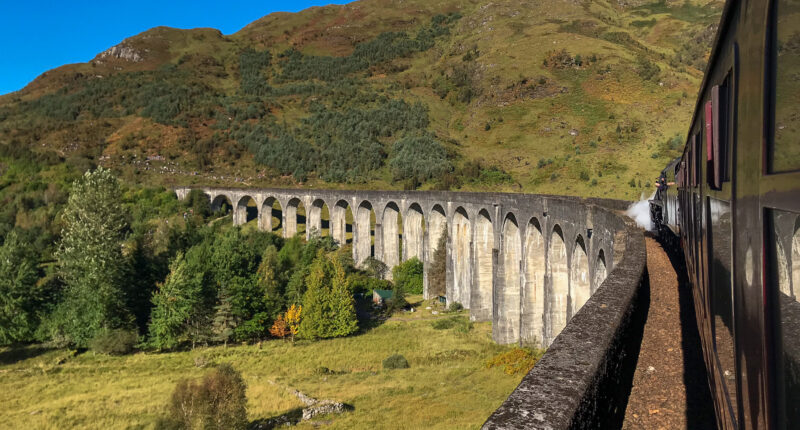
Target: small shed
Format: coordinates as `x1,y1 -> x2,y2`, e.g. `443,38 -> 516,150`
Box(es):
373,289 -> 394,306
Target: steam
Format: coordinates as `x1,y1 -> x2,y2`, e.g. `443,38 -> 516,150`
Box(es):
626,191 -> 656,231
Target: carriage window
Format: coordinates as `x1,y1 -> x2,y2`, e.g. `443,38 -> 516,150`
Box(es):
771,0 -> 800,172
694,134 -> 702,187
708,198 -> 737,419
707,76 -> 731,189
766,209 -> 800,428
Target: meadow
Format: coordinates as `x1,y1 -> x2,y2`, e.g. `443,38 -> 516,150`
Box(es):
0,299 -> 525,429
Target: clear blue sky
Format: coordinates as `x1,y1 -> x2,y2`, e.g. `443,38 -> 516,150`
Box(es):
0,0 -> 350,95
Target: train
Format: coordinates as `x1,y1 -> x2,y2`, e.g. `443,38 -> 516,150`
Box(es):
648,0 -> 799,428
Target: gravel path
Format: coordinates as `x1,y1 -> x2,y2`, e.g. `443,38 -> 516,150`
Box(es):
622,236 -> 717,429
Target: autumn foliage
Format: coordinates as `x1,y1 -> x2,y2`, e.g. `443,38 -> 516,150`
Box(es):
270,304 -> 302,342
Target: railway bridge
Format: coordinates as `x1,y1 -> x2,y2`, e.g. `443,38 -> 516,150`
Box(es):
176,187 -> 648,427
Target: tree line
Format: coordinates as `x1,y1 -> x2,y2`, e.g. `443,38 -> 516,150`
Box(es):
0,168 -> 438,352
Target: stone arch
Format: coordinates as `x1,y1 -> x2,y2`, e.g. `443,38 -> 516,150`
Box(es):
307,199 -> 329,239
285,198 -> 306,238
382,202 -> 401,272
571,235 -> 591,319
523,217 -> 545,346
452,207 -> 471,307
331,200 -> 353,246
234,195 -> 257,226
429,205 -> 447,253
778,239 -> 791,297
594,249 -> 608,293
404,203 -> 425,262
356,201 -> 375,266
496,213 -> 521,344
793,218 -> 800,302
260,197 -> 282,232
473,209 -> 494,321
210,194 -> 233,215
548,225 -> 569,340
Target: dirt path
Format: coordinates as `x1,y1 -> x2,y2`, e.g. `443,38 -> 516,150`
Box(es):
622,237 -> 716,429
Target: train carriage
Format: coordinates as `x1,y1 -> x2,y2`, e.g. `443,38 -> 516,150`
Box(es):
649,0 -> 800,428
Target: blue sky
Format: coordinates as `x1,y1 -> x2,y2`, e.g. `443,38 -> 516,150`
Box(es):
0,1 -> 350,95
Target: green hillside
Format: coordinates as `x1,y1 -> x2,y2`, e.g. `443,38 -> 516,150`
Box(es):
0,0 -> 722,200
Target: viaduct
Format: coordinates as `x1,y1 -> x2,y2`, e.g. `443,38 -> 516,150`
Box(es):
175,187 -> 649,428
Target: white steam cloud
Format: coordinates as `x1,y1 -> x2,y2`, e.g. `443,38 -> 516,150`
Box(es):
626,191 -> 656,231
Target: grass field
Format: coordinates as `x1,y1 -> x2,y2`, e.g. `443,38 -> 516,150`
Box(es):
0,299 -> 525,429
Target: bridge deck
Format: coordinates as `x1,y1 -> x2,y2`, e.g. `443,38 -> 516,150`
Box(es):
622,237 -> 716,429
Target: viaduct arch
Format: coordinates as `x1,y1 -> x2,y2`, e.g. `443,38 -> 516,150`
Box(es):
178,187 -> 620,347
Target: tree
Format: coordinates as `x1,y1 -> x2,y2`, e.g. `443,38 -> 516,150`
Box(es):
256,245 -> 283,321
280,304 -> 302,343
162,364 -> 248,430
269,314 -> 290,339
47,167 -> 132,347
392,257 -> 423,295
212,293 -> 237,347
300,251 -> 358,339
0,230 -> 40,344
147,252 -> 205,350
428,228 -> 447,298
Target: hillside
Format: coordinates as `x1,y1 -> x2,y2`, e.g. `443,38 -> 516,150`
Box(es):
0,0 -> 723,200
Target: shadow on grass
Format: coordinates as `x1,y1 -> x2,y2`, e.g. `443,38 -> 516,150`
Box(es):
0,344 -> 51,366
250,407 -> 304,430
354,297 -> 389,333
250,404 -> 355,429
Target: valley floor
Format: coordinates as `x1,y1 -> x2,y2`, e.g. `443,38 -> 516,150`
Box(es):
0,303 -> 521,429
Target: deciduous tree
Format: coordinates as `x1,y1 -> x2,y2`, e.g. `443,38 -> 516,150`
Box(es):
46,168 -> 133,347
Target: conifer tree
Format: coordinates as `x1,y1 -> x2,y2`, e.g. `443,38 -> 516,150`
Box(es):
47,167 -> 132,347
429,228 -> 447,298
257,245 -> 283,321
212,292 -> 237,347
0,231 -> 40,344
300,250 -> 358,339
147,253 -> 204,350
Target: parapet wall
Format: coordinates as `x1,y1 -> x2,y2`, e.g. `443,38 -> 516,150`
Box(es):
483,213 -> 647,429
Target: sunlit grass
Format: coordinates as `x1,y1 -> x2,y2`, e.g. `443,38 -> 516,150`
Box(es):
0,308 -> 522,429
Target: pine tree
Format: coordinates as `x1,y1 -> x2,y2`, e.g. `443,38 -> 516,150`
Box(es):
0,231 -> 40,344
257,245 -> 283,321
329,258 -> 358,337
47,167 -> 132,347
147,253 -> 204,350
428,228 -> 447,298
212,292 -> 237,347
300,250 -> 358,339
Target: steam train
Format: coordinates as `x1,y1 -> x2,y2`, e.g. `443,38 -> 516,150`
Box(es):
648,0 -> 799,428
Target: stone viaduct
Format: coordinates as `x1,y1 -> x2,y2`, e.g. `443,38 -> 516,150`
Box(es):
175,187 -> 629,347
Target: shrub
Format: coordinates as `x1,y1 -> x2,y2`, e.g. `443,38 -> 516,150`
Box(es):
89,328 -> 139,355
161,364 -> 248,430
392,257 -> 423,295
432,318 -> 456,330
486,348 -> 543,375
432,316 -> 472,333
388,134 -> 451,183
448,302 -> 464,312
383,353 -> 410,370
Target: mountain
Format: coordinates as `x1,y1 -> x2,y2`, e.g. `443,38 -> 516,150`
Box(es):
0,0 -> 722,199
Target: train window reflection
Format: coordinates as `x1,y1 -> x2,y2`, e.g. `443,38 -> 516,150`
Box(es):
708,198 -> 737,419
771,0 -> 800,172
766,209 -> 800,428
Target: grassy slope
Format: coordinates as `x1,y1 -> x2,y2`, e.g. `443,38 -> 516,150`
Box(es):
0,0 -> 723,200
0,307 -> 521,429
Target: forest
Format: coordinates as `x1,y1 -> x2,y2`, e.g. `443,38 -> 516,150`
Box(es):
0,167 -> 434,353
